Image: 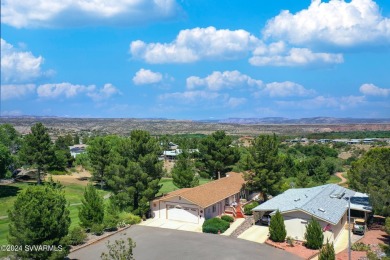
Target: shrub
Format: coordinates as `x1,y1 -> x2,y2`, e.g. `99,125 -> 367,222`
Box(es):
269,210 -> 287,242
91,223 -> 105,236
202,218 -> 230,234
244,201 -> 259,215
104,201 -> 120,231
385,217 -> 390,235
79,184 -> 104,229
304,217 -> 324,249
286,236 -> 295,247
101,237 -> 136,260
221,215 -> 234,223
119,212 -> 142,225
68,226 -> 87,246
351,242 -> 370,251
319,239 -> 335,260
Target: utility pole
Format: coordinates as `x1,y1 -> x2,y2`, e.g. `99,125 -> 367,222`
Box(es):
348,197 -> 351,260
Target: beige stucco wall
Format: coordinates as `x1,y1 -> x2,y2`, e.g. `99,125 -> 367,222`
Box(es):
151,192 -> 241,224
151,197 -> 205,223
282,210 -> 347,243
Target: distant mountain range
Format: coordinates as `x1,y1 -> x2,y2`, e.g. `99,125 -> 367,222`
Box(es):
206,117 -> 390,124
1,116 -> 390,125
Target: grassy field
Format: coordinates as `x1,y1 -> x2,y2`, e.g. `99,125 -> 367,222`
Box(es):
157,177 -> 211,196
326,175 -> 342,184
0,182 -> 109,246
0,176 -> 211,246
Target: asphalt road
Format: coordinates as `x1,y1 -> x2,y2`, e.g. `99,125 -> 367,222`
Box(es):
68,225 -> 302,260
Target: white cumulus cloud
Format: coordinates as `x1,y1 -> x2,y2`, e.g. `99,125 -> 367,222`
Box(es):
159,90 -> 223,103
186,70 -> 263,91
1,0 -> 182,28
262,81 -> 315,97
227,97 -> 246,108
276,95 -> 365,110
250,45 -> 343,66
87,83 -> 120,101
133,69 -> 163,85
1,39 -> 50,83
130,26 -> 260,63
359,83 -> 390,97
36,82 -> 119,101
1,84 -> 36,100
263,0 -> 390,47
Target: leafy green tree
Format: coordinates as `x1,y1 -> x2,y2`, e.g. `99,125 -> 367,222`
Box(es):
79,184 -> 105,228
198,130 -> 240,179
319,239 -> 335,260
172,151 -> 199,188
244,134 -> 284,200
304,217 -> 324,249
0,123 -> 20,153
101,237 -> 136,260
0,143 -> 12,178
269,210 -> 287,242
8,184 -> 70,259
74,134 -> 80,145
88,137 -> 111,189
385,217 -> 390,235
348,148 -> 390,216
296,171 -> 309,188
313,163 -> 330,184
19,122 -> 54,184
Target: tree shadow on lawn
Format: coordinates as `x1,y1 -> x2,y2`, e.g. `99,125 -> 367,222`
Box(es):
0,185 -> 21,199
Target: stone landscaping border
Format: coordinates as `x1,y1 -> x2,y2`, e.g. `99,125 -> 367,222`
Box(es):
70,225 -> 132,253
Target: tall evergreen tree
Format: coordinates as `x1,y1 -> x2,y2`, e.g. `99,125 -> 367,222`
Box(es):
79,184 -> 105,228
348,148 -> 390,216
88,137 -> 111,189
172,151 -> 199,188
244,134 -> 284,200
319,239 -> 335,260
198,130 -> 240,179
304,217 -> 324,249
8,184 -> 70,259
106,130 -> 163,216
19,122 -> 54,184
269,210 -> 287,242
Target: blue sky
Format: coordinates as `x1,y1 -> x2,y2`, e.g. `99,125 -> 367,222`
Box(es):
1,0 -> 390,119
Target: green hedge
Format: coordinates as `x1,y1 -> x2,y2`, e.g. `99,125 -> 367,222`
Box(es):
119,212 -> 142,225
221,215 -> 234,223
244,201 -> 259,215
202,218 -> 230,234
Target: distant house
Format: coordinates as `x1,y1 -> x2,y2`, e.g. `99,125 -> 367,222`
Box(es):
252,184 -> 371,243
151,172 -> 246,224
161,149 -> 199,161
69,144 -> 88,158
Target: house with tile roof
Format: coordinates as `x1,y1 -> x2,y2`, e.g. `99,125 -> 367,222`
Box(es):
252,184 -> 372,243
150,172 -> 246,224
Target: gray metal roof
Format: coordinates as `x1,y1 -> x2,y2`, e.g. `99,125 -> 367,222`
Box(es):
252,184 -> 369,225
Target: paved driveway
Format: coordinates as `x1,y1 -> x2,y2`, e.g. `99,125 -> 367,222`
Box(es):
139,218 -> 202,232
238,225 -> 269,243
69,226 -> 301,260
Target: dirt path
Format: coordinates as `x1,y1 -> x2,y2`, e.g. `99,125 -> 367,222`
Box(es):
336,172 -> 347,185
48,167 -> 92,186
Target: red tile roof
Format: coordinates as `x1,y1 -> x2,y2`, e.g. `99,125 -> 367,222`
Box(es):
154,172 -> 245,208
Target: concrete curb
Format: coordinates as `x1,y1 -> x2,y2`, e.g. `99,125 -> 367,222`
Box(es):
69,225 -> 132,253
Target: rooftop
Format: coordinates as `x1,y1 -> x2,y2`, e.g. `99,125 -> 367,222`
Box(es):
252,184 -> 370,225
154,172 -> 245,208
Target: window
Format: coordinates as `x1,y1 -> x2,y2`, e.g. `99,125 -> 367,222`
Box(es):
212,204 -> 216,213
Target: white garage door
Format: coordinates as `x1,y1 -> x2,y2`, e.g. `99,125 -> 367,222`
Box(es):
166,204 -> 199,223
